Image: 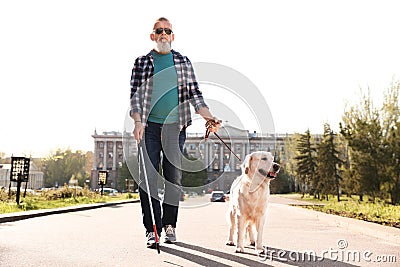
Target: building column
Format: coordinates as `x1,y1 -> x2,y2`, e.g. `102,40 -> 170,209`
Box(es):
93,141 -> 97,169
230,142 -> 235,171
206,143 -> 211,171
241,142 -> 246,162
219,143 -> 224,170
209,143 -> 214,171
103,142 -> 107,170
113,141 -> 117,170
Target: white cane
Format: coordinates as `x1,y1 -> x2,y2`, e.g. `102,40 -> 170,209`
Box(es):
139,144 -> 160,254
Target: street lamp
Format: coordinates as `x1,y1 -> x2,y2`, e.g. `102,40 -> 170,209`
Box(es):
10,157 -> 30,205
98,170 -> 108,196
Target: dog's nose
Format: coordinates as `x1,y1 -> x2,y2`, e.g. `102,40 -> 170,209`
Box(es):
273,163 -> 280,172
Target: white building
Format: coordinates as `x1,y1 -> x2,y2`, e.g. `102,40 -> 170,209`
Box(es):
0,161 -> 44,190
91,130 -> 137,189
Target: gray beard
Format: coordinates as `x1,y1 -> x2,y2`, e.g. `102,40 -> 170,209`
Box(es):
156,40 -> 171,54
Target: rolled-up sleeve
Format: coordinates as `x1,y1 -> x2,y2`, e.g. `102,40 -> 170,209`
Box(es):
130,57 -> 144,116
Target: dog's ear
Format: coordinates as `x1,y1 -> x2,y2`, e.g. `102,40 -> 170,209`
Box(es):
241,154 -> 252,174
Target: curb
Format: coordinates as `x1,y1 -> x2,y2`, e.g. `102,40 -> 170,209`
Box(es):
0,199 -> 140,224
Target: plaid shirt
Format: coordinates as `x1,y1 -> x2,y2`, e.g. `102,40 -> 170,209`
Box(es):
130,50 -> 208,130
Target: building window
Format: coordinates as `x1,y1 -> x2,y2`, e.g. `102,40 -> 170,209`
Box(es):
99,152 -> 103,158
189,144 -> 196,150
99,142 -> 104,148
108,142 -> 113,148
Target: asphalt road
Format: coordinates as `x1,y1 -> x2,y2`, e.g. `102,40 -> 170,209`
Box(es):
0,195 -> 399,267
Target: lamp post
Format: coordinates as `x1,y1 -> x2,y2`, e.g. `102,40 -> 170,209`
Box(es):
98,170 -> 107,196
10,157 -> 30,205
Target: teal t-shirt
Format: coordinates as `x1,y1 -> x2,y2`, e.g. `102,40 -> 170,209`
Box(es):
148,51 -> 179,124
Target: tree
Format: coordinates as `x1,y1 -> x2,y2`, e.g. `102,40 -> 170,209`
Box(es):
316,124 -> 343,201
295,130 -> 318,196
181,156 -> 207,189
385,121 -> 400,204
381,80 -> 400,204
117,161 -> 136,192
282,133 -> 301,192
340,88 -> 390,201
271,146 -> 292,194
84,151 -> 94,179
270,168 -> 292,194
42,149 -> 87,187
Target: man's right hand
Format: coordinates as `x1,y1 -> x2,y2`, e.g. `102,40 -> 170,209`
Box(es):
133,122 -> 144,143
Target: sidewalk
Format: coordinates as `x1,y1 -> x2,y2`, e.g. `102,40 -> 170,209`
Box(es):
0,199 -> 139,224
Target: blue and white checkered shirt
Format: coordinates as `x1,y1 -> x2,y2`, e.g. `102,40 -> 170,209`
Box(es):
130,49 -> 208,130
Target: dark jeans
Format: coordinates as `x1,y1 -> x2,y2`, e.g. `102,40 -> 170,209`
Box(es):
139,121 -> 186,235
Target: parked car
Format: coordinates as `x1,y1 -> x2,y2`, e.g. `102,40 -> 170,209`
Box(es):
100,188 -> 118,196
210,191 -> 226,202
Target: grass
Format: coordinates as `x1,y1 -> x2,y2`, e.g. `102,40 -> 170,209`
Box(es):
0,188 -> 139,214
282,193 -> 400,229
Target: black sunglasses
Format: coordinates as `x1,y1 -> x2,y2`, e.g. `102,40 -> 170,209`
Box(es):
154,28 -> 173,35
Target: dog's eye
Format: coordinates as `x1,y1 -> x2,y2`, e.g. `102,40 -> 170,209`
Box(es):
261,157 -> 268,161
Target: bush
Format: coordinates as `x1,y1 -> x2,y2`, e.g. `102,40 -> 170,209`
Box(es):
41,185 -> 100,201
0,187 -> 9,201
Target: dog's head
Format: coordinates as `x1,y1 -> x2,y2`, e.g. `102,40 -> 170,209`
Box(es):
241,151 -> 280,180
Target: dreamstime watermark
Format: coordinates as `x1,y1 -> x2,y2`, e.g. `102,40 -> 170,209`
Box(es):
258,239 -> 397,264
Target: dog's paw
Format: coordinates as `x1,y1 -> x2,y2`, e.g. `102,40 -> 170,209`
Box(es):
249,241 -> 255,246
235,247 -> 244,253
226,241 -> 235,246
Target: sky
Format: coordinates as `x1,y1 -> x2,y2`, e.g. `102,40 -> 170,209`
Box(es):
1,0 -> 399,158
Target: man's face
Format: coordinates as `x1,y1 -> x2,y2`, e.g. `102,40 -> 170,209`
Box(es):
150,21 -> 174,53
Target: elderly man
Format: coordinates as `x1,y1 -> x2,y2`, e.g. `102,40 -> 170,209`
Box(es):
130,17 -> 220,249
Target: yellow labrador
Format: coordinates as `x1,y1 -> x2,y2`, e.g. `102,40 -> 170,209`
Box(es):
226,151 -> 280,253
